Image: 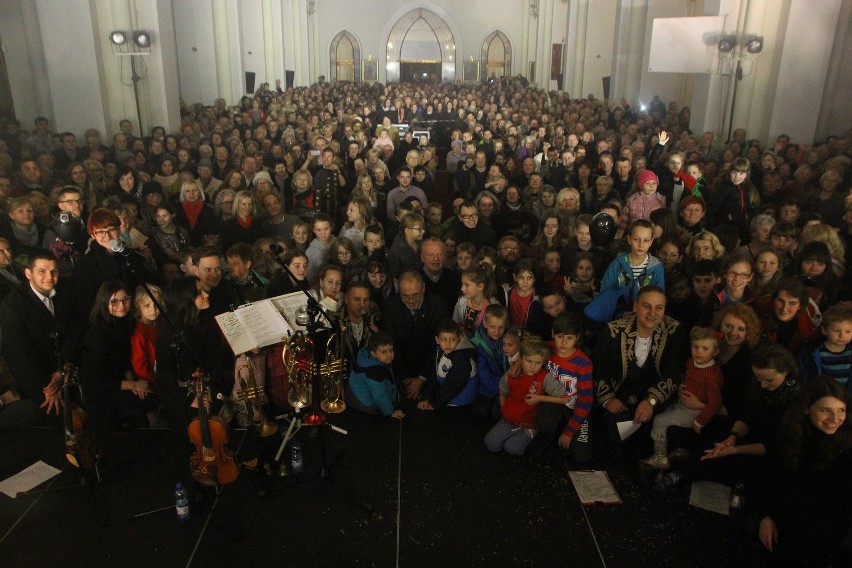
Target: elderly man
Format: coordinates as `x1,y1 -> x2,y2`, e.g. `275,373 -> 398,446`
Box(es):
335,282 -> 378,371
593,286 -> 688,449
448,201 -> 497,251
419,238 -> 460,317
382,271 -> 446,399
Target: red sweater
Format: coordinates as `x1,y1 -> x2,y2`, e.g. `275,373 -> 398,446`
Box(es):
501,368 -> 548,428
130,321 -> 159,383
683,358 -> 723,426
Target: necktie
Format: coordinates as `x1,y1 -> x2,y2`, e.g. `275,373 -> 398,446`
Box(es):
44,296 -> 54,315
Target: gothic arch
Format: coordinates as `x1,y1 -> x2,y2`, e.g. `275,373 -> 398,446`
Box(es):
329,30 -> 361,83
480,30 -> 512,80
386,8 -> 456,83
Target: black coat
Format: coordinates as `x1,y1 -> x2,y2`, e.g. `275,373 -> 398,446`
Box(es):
381,292 -> 447,379
0,284 -> 80,403
73,244 -> 158,321
174,203 -> 220,247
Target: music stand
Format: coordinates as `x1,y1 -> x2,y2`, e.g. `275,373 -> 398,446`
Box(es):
258,264 -> 372,512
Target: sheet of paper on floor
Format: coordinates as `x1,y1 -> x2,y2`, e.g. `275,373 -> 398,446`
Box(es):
0,461 -> 62,498
689,480 -> 731,516
568,470 -> 622,505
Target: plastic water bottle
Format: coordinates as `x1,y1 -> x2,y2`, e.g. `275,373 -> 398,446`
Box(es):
175,482 -> 189,521
652,471 -> 682,493
290,440 -> 304,476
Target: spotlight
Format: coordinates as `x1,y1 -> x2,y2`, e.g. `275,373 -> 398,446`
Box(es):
133,31 -> 151,48
109,31 -> 127,46
718,36 -> 736,53
745,36 -> 763,54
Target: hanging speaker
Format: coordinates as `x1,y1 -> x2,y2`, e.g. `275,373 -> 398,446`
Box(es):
285,70 -> 295,89
245,71 -> 256,94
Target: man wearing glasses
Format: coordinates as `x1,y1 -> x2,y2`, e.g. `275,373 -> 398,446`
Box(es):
0,250 -> 80,427
42,187 -> 87,279
448,201 -> 497,251
382,271 -> 447,400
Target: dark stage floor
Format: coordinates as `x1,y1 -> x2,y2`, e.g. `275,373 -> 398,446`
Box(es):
0,407 -> 772,567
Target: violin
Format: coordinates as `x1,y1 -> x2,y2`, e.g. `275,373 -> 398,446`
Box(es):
187,369 -> 238,486
61,363 -> 101,473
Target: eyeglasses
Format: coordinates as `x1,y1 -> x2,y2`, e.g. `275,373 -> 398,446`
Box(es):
59,199 -> 83,205
338,250 -> 352,257
93,227 -> 120,238
109,296 -> 132,306
726,271 -> 752,280
460,213 -> 479,220
408,226 -> 425,232
501,247 -> 520,253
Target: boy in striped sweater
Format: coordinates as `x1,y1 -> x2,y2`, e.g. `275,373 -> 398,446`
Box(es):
528,314 -> 594,462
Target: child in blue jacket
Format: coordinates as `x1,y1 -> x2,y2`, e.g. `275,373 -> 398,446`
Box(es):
470,304 -> 510,421
347,331 -> 404,419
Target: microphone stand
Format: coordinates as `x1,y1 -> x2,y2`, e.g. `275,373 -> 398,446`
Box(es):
260,262 -> 372,513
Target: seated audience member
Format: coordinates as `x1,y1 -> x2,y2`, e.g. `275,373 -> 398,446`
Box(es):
530,314 -> 593,462
484,336 -> 568,456
701,344 -> 802,497
416,319 -> 478,411
0,237 -> 24,301
220,189 -> 262,251
387,212 -> 424,280
594,286 -> 688,452
453,264 -> 497,337
80,279 -> 158,436
643,327 -> 723,471
1,196 -> 45,262
757,277 -> 821,354
75,207 -> 158,319
383,271 -> 447,400
0,250 -> 80,420
174,180 -> 219,247
699,252 -> 755,327
447,201 -> 498,251
420,237 -> 460,318
797,303 -> 852,389
470,304 -> 509,422
226,242 -> 269,306
305,213 -> 335,283
346,331 -> 404,419
754,375 -> 851,566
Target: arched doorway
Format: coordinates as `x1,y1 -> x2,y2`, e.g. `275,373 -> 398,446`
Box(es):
481,30 -> 512,83
386,8 -> 455,83
329,30 -> 361,83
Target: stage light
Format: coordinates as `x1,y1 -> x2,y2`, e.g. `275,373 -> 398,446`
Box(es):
718,36 -> 736,53
109,31 -> 127,46
745,37 -> 763,54
133,31 -> 151,48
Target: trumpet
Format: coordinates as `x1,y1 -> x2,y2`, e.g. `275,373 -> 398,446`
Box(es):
319,332 -> 347,414
234,353 -> 278,437
281,331 -> 314,409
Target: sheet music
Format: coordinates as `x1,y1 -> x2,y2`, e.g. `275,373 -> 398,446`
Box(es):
0,461 -> 62,498
215,311 -> 257,355
568,470 -> 622,505
689,481 -> 731,516
269,292 -> 309,332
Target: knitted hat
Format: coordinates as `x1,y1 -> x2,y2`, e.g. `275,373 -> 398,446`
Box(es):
451,139 -> 463,149
197,158 -> 213,170
637,169 -> 659,189
254,170 -> 273,185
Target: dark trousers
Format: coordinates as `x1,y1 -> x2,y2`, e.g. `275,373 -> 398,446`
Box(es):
535,402 -> 592,463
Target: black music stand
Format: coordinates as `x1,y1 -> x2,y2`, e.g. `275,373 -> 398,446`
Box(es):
258,264 -> 372,513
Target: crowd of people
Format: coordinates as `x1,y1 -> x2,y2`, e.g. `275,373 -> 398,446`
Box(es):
1,75 -> 851,565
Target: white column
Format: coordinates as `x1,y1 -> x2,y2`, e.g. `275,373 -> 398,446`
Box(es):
521,0 -> 531,79
262,0 -> 275,84
571,0 -> 588,97
34,0 -> 107,137
291,0 -> 305,85
212,0 -> 234,102
311,2 -> 321,82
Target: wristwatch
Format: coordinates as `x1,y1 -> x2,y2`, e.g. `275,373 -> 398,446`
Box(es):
647,395 -> 658,407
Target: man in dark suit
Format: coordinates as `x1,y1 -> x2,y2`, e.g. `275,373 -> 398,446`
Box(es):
0,250 -> 80,419
381,271 -> 446,399
419,238 -> 460,318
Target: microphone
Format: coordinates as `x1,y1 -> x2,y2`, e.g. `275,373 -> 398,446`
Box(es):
268,243 -> 285,255
108,239 -> 131,256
